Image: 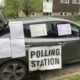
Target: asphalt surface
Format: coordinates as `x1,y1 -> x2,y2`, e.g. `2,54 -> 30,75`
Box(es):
23,62 -> 80,80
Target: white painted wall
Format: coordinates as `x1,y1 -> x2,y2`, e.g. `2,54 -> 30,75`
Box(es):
0,0 -> 4,6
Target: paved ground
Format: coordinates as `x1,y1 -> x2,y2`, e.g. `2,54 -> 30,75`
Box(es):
40,63 -> 80,80
24,62 -> 80,80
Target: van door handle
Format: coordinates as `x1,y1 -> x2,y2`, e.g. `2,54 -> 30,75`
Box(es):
25,45 -> 31,47
58,42 -> 66,46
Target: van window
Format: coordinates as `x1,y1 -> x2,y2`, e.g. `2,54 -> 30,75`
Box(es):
48,21 -> 79,38
24,23 -> 49,38
70,24 -> 79,37
24,21 -> 79,38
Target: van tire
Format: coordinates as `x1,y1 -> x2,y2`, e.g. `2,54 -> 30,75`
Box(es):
0,60 -> 27,80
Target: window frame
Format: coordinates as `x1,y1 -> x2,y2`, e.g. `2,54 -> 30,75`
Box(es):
49,21 -> 80,38
43,0 -> 52,2
70,23 -> 80,37
60,0 -> 69,4
24,21 -> 80,38
24,22 -> 49,38
59,12 -> 69,16
72,0 -> 80,4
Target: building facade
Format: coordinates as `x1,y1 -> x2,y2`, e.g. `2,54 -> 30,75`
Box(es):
43,0 -> 80,16
52,0 -> 80,16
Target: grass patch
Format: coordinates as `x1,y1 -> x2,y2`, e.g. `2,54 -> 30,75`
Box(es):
62,75 -> 80,80
75,15 -> 80,21
75,21 -> 80,25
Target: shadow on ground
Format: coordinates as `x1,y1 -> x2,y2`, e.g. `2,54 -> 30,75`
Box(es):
23,72 -> 41,80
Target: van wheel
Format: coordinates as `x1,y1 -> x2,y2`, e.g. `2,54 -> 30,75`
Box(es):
0,60 -> 27,80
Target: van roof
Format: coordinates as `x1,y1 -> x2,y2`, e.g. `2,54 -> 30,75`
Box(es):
9,17 -> 79,26
23,17 -> 70,23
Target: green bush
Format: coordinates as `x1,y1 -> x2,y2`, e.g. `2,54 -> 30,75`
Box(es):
75,15 -> 80,21
4,0 -> 43,18
4,0 -> 24,18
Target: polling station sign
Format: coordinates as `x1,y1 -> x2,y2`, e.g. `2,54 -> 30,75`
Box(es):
29,46 -> 62,71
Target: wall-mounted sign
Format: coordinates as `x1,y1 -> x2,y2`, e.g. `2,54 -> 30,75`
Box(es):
43,0 -> 53,13
29,46 -> 62,71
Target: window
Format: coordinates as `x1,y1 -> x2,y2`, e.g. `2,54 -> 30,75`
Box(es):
60,13 -> 64,16
72,12 -> 74,15
59,12 -> 68,16
48,21 -> 79,38
31,12 -> 36,16
60,0 -> 69,3
48,22 -> 69,38
64,13 -> 67,15
70,24 -> 79,37
43,0 -> 52,2
24,24 -> 31,38
47,0 -> 49,2
47,22 -> 58,38
72,0 -> 80,4
0,25 -> 10,38
24,23 -> 49,38
23,22 -> 79,38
